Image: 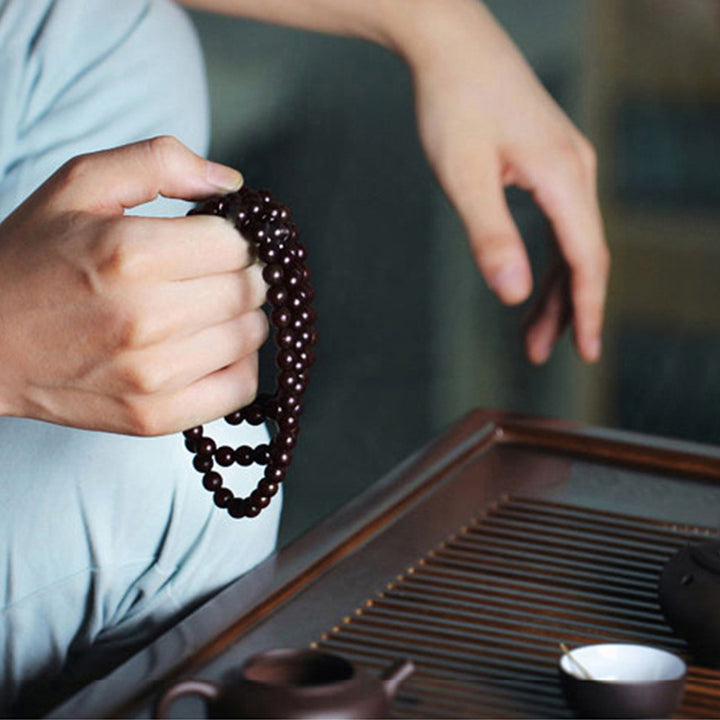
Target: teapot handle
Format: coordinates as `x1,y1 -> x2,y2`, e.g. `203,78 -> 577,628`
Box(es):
155,679 -> 221,718
380,658 -> 415,699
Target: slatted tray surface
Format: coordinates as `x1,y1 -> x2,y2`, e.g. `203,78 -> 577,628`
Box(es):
313,496 -> 720,718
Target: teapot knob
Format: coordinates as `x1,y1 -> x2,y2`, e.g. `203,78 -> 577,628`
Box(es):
380,658 -> 415,699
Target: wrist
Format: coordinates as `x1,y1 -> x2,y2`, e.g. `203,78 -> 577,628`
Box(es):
381,0 -> 505,73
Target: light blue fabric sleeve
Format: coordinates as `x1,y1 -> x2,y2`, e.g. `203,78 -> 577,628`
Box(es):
0,1 -> 281,715
0,0 -> 208,217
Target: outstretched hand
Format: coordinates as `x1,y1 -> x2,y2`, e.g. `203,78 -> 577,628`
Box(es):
404,0 -> 608,364
180,0 -> 609,363
0,137 -> 266,435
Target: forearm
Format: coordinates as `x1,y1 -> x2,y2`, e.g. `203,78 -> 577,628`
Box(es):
177,0 -> 502,67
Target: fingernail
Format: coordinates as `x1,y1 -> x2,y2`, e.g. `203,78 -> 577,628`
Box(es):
206,161 -> 244,191
490,265 -> 529,304
528,336 -> 551,365
532,345 -> 551,365
586,336 -> 601,363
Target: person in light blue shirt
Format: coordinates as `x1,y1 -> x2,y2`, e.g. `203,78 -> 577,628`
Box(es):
0,0 -> 608,714
0,2 -> 280,715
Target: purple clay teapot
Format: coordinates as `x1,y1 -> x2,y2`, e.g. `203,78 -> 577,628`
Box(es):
659,540 -> 720,666
155,648 -> 414,719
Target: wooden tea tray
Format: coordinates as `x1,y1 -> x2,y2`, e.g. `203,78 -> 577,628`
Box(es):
50,409 -> 720,718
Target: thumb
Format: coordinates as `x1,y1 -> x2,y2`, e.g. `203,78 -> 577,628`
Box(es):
51,136 -> 243,214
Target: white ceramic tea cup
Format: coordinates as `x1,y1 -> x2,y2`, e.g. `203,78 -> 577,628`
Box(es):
559,643 -> 686,718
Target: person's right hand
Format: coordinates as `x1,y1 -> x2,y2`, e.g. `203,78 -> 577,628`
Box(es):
403,0 -> 608,365
0,136 -> 267,436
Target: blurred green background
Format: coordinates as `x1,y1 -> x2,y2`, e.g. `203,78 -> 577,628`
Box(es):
187,0 -> 720,545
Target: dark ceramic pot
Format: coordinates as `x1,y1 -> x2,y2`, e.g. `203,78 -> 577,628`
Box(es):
659,540 -> 720,666
155,648 -> 414,719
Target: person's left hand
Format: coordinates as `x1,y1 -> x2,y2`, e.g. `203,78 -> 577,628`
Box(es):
400,0 -> 609,364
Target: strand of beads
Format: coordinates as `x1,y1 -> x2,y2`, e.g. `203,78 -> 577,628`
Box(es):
182,187 -> 316,519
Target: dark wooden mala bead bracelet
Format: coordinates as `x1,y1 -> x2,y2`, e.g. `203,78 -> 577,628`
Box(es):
182,186 -> 316,519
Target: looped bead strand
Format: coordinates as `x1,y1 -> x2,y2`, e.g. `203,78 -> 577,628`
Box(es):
182,187 -> 316,519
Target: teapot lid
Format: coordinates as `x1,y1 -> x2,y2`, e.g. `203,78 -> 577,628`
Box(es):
689,541 -> 720,575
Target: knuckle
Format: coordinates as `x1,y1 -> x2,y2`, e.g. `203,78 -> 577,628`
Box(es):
568,246 -> 598,277
474,234 -> 521,275
116,357 -> 162,395
573,241 -> 610,279
56,154 -> 94,188
235,311 -> 269,358
572,243 -> 610,288
239,355 -> 260,404
553,140 -> 586,182
94,220 -> 140,281
121,399 -> 164,437
577,136 -> 597,173
144,135 -> 182,171
250,310 -> 270,349
102,300 -> 147,351
229,274 -> 251,315
598,243 -> 611,276
245,266 -> 268,310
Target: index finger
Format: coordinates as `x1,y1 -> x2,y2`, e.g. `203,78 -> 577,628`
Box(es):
101,214 -> 255,281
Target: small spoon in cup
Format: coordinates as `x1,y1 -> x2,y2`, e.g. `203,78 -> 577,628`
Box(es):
560,643 -> 593,680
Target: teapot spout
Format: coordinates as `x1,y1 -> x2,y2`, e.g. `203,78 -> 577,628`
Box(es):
380,658 -> 415,699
